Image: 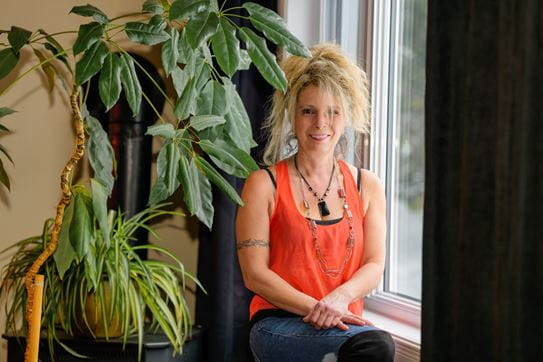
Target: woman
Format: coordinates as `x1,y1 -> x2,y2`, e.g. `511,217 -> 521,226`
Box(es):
236,44 -> 395,361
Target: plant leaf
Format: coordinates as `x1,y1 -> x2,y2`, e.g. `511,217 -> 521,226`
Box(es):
70,4 -> 109,24
196,80 -> 229,116
148,14 -> 167,30
0,124 -> 10,132
243,2 -> 311,57
125,22 -> 170,46
194,155 -> 243,205
169,0 -> 208,21
8,26 -> 32,53
171,66 -> 189,97
99,52 -> 122,110
161,28 -> 179,76
54,198 -> 77,278
146,123 -> 175,138
75,40 -> 108,85
173,77 -> 196,120
149,141 -> 181,204
224,86 -> 256,152
86,115 -> 115,194
70,193 -> 92,259
33,48 -> 56,92
211,17 -> 240,76
200,139 -> 258,178
194,161 -> 214,228
189,115 -> 225,131
177,154 -> 198,215
91,178 -> 110,246
0,108 -> 16,118
184,10 -> 219,49
177,28 -> 193,64
239,27 -> 287,92
0,158 -> 9,191
0,144 -> 13,164
73,22 -> 104,55
238,49 -> 251,70
0,48 -> 19,80
143,0 -> 164,14
119,53 -> 142,116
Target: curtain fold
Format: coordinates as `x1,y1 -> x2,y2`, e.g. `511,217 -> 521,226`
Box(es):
423,1 -> 543,361
195,1 -> 276,361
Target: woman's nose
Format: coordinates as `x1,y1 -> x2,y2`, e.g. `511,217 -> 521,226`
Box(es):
315,112 -> 329,128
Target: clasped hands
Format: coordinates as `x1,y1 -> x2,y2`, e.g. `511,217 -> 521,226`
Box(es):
302,289 -> 373,331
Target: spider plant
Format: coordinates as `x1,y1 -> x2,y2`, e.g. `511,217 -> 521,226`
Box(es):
0,195 -> 202,360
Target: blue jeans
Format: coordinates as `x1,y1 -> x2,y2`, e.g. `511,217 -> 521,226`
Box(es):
250,316 -> 394,362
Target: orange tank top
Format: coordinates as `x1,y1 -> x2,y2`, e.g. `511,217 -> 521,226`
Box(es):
249,160 -> 365,319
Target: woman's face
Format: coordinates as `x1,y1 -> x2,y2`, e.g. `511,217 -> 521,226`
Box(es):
294,85 -> 345,157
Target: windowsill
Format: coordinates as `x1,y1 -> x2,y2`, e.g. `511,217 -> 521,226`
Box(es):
364,296 -> 421,362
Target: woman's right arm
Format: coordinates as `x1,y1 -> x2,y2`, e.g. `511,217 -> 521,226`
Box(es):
236,169 -> 317,316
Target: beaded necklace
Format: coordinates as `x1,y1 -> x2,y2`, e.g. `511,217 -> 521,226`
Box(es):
294,156 -> 355,278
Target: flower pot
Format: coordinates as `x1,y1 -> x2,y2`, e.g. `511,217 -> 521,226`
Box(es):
75,281 -> 122,338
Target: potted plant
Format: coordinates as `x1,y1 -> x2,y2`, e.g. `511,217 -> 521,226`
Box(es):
0,0 -> 309,360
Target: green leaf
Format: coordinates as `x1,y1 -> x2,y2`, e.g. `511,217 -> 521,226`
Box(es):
70,4 -> 109,24
173,77 -> 196,120
0,124 -> 10,132
198,123 -> 224,142
194,161 -> 214,228
211,17 -> 240,76
146,123 -> 175,138
0,48 -> 19,80
73,22 -> 104,55
177,28 -> 193,64
224,90 -> 257,152
184,10 -> 219,49
171,66 -> 190,97
86,115 -> 115,194
54,197 -> 77,278
148,14 -> 167,30
189,115 -> 225,131
161,28 -> 179,76
143,0 -> 164,14
75,40 -> 108,85
195,61 -> 211,91
194,155 -> 243,205
125,22 -> 170,46
70,193 -> 92,259
91,178 -> 110,246
169,0 -> 208,21
32,48 -> 56,92
243,2 -> 311,57
8,26 -> 32,53
38,29 -> 72,73
99,52 -> 122,111
149,141 -> 181,204
0,144 -> 13,164
238,49 -> 251,70
239,27 -> 287,92
0,108 -> 16,118
177,154 -> 198,215
196,80 -> 229,116
43,42 -> 71,73
0,158 -> 9,191
200,139 -> 258,178
119,53 -> 142,116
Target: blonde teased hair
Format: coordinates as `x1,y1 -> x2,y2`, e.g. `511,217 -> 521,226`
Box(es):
262,43 -> 370,165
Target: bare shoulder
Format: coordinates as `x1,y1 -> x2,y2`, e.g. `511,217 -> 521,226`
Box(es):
242,168 -> 275,197
360,169 -> 386,206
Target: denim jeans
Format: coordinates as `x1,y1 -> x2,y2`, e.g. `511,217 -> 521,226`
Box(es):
250,316 -> 394,362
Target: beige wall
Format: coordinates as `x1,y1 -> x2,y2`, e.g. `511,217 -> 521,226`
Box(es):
0,1 -> 199,360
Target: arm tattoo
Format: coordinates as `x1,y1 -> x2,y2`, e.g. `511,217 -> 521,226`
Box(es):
236,239 -> 270,250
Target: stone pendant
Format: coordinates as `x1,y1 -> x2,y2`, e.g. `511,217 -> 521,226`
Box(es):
318,200 -> 330,217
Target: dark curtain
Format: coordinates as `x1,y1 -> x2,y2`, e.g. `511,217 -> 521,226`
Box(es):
423,1 -> 543,361
195,1 -> 277,361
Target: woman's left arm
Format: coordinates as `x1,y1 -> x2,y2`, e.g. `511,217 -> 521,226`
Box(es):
303,170 -> 386,328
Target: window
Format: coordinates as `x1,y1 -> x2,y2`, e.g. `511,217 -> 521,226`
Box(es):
281,0 -> 426,357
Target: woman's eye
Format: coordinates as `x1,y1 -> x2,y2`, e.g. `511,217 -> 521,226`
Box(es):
301,108 -> 314,115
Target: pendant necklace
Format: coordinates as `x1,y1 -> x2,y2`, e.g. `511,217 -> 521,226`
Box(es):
295,158 -> 355,278
294,155 -> 335,217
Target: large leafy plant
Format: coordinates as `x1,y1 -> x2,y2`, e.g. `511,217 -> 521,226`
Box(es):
0,0 -> 309,358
